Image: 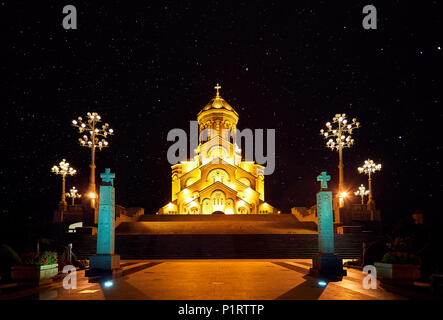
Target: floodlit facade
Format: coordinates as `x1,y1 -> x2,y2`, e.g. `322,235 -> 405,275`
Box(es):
158,85 -> 278,215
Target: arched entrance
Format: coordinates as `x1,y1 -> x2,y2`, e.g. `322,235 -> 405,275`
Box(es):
201,191 -> 234,214
211,190 -> 225,212
236,200 -> 250,214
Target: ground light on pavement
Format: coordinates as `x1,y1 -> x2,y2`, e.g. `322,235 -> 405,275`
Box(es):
0,259 -> 408,300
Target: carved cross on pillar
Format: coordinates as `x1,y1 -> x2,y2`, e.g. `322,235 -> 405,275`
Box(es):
317,171 -> 331,190
100,168 -> 115,186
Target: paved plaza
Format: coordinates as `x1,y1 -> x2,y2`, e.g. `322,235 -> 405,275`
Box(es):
0,259 -> 412,300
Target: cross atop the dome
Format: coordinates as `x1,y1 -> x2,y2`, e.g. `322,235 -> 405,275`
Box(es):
100,168 -> 115,186
214,83 -> 221,98
317,171 -> 331,190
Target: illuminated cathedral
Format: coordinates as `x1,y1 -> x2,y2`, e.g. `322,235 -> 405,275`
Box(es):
158,85 -> 278,215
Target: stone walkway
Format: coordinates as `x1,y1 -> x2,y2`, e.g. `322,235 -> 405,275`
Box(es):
1,259 -> 408,300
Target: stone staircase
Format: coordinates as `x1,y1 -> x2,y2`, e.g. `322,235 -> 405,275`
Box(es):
65,233 -> 382,260
116,214 -> 318,234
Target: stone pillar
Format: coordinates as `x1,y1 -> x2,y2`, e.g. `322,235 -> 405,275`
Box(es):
86,168 -> 121,279
309,171 -> 347,280
317,191 -> 334,254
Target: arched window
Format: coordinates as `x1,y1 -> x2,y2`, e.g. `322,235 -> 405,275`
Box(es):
238,177 -> 251,187
207,168 -> 230,184
185,177 -> 198,187
211,190 -> 226,212
207,145 -> 228,160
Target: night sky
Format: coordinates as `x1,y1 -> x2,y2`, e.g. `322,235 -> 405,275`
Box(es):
2,1 -> 441,227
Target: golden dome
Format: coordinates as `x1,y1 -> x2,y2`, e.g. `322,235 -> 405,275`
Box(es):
202,96 -> 236,112
198,84 -> 238,117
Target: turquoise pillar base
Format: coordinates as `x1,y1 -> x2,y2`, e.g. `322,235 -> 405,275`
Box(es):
309,253 -> 347,281
86,254 -> 122,281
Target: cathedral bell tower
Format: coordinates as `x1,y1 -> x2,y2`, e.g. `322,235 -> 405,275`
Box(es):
196,84 -> 241,166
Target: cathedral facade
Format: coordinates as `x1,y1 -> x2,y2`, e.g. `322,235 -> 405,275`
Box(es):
158,85 -> 278,215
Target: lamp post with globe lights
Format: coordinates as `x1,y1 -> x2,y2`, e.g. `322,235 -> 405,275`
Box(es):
354,184 -> 370,204
51,159 -> 77,206
358,159 -> 381,205
66,186 -> 82,206
72,112 -> 113,208
320,113 -> 360,199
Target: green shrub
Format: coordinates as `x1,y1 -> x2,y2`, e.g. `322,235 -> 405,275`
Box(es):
21,251 -> 58,266
381,251 -> 420,265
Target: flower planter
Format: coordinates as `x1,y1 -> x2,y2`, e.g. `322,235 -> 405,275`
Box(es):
11,264 -> 59,282
374,262 -> 420,281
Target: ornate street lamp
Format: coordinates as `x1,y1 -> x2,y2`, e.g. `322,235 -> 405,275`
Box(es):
72,112 -> 113,207
354,184 -> 370,204
66,186 -> 82,205
358,159 -> 382,204
51,159 -> 77,206
320,114 -> 360,198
